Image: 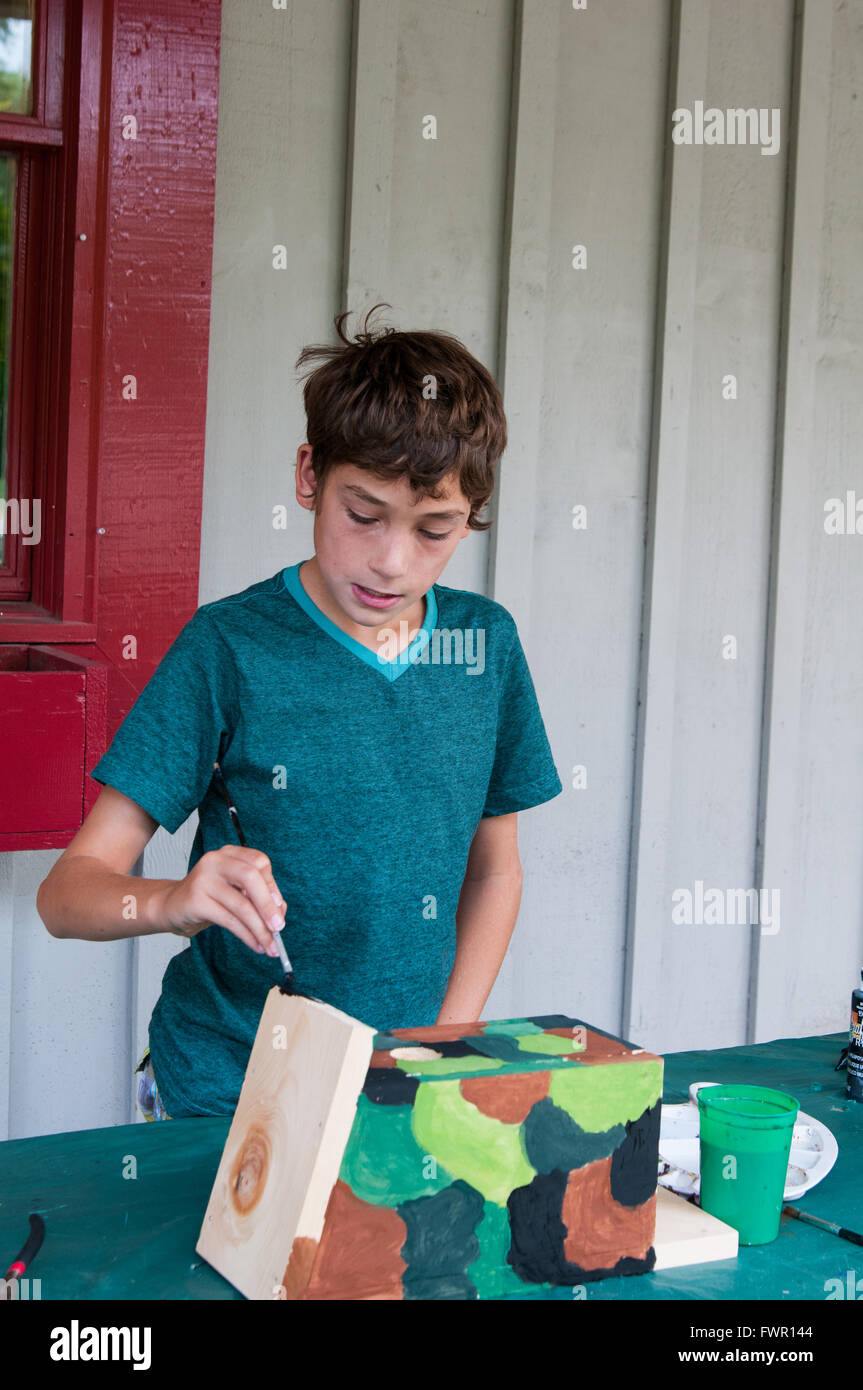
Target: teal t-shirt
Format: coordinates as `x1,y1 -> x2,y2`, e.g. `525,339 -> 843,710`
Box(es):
91,561 -> 563,1117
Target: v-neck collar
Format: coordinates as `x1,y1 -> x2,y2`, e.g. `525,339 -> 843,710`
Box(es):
281,560 -> 438,682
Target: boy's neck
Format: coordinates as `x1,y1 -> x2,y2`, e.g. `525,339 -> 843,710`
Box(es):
297,558 -> 427,654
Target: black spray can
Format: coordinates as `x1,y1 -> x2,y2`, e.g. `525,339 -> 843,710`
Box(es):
847,970 -> 863,1103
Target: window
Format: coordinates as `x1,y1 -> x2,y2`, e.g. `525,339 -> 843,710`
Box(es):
0,0 -> 72,614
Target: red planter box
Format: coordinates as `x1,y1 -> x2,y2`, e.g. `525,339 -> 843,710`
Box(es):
0,645 -> 108,851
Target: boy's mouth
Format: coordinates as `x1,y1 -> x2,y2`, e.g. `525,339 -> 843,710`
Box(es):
351,582 -> 403,609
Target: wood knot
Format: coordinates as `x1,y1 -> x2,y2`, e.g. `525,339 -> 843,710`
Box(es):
229,1125 -> 271,1214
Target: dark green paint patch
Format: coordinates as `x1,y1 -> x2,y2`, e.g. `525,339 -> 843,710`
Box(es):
398,1178 -> 485,1300
523,1097 -> 625,1173
609,1102 -> 661,1207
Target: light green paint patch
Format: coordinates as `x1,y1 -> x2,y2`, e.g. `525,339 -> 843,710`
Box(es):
339,1094 -> 453,1205
547,1060 -> 663,1132
394,1055 -> 504,1077
411,1078 -> 535,1206
515,1033 -> 580,1056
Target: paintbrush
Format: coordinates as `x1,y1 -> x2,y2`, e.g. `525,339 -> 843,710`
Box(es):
783,1204 -> 863,1246
4,1213 -> 45,1299
211,761 -> 300,993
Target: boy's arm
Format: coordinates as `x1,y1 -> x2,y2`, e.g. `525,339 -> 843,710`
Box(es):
435,811 -> 523,1026
38,784 -> 168,939
36,785 -> 286,957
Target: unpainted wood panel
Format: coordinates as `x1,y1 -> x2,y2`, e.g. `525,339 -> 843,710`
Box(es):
659,0 -> 793,1051
488,0 -> 671,1034
8,851 -> 131,1139
199,0 -> 353,605
365,0 -> 515,595
787,0 -> 863,1030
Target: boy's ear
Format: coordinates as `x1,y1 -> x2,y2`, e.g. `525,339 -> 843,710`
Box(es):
295,443 -> 318,510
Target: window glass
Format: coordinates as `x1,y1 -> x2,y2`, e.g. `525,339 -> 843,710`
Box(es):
0,153 -> 16,567
0,3 -> 34,116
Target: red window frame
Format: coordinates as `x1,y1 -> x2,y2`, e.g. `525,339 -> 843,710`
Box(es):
0,0 -> 100,640
0,0 -> 220,850
0,1 -> 68,602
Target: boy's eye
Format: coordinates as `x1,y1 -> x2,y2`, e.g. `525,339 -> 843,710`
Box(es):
347,508 -> 449,542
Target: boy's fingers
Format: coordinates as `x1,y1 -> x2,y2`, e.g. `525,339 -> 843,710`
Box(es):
197,894 -> 267,956
213,884 -> 280,955
217,850 -> 285,929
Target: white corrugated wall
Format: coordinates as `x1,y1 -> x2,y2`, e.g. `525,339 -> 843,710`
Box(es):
2,0 -> 861,1138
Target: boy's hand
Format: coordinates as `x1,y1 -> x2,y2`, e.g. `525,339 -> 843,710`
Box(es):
157,847 -> 286,957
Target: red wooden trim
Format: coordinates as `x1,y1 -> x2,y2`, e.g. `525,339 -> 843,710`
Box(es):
94,0 -> 221,731
0,152 -> 23,593
32,0 -> 48,123
0,1 -> 222,848
0,830 -> 76,851
0,611 -> 96,640
44,0 -> 67,127
55,0 -> 107,627
0,124 -> 63,148
0,150 -> 35,597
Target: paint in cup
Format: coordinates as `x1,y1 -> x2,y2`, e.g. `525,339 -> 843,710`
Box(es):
846,970 -> 863,1103
697,1084 -> 799,1245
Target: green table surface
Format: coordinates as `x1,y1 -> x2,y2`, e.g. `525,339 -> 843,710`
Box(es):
0,1031 -> 858,1301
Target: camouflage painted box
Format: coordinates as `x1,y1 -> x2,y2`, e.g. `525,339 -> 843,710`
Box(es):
293,1012 -> 663,1299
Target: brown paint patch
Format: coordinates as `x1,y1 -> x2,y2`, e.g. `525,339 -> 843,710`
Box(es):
543,1027 -> 658,1066
304,1180 -> 407,1300
545,1026 -> 627,1053
228,1125 -> 270,1215
460,1070 -> 551,1123
388,1021 -> 485,1042
561,1157 -> 656,1269
281,1235 -> 318,1300
369,1049 -> 397,1068
576,1048 -> 655,1066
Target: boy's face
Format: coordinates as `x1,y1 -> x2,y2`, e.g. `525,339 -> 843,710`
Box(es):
295,446 -> 474,628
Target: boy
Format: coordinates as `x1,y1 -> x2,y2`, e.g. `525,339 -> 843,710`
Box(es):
36,308 -> 563,1120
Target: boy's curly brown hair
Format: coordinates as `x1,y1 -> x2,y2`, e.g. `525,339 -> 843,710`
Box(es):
294,304 -> 507,531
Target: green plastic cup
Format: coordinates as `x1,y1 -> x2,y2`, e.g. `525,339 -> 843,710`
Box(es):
697,1084 -> 799,1245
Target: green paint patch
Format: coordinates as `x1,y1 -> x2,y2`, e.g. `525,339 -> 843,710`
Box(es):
523,1097 -> 625,1172
411,1078 -> 535,1206
394,1055 -> 504,1077
467,1199 -> 536,1299
339,1094 -> 453,1205
371,1032 -> 407,1050
547,1060 -> 663,1132
485,1020 -> 544,1037
463,1034 -> 525,1064
515,1033 -> 580,1056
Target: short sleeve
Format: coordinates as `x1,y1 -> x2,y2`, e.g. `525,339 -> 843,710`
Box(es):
90,607 -> 236,834
481,625 -> 563,818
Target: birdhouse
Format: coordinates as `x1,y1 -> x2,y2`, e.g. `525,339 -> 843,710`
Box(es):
197,988 -> 663,1299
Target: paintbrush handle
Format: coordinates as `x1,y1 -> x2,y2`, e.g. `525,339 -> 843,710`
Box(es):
784,1204 -> 863,1245
212,762 -> 295,978
838,1226 -> 863,1246
212,763 -> 247,846
5,1212 -> 45,1280
272,925 -> 293,975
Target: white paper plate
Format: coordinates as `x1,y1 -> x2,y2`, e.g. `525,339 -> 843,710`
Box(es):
657,1080 -> 839,1201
